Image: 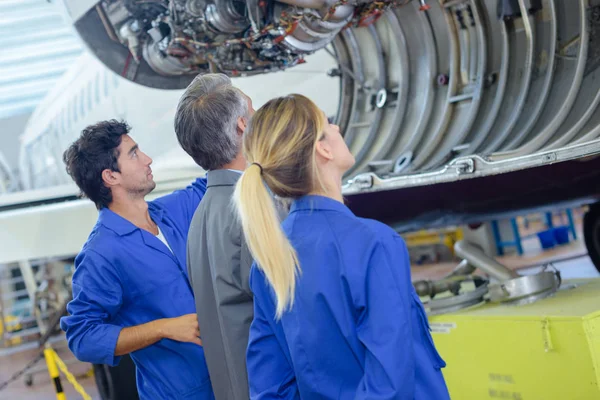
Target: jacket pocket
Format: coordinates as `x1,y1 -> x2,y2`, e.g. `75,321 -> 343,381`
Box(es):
178,377 -> 215,400
411,291 -> 447,369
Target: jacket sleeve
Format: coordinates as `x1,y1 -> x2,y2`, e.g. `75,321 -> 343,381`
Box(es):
247,270 -> 299,400
60,250 -> 124,366
353,238 -> 415,400
239,229 -> 254,298
205,221 -> 256,398
152,176 -> 208,223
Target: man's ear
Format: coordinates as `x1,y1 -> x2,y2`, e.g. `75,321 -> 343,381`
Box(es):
237,116 -> 247,136
101,169 -> 119,188
315,139 -> 334,161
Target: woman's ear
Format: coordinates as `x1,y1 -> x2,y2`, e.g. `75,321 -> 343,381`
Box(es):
315,137 -> 334,161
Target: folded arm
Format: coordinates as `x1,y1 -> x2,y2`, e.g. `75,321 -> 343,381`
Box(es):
61,251 -> 202,365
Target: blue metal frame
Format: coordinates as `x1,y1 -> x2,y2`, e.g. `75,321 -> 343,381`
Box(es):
491,219 -> 524,256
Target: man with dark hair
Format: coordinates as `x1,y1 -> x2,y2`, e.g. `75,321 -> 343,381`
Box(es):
174,73 -> 255,399
60,120 -> 215,399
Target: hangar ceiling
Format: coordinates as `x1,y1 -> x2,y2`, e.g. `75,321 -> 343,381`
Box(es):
0,0 -> 82,120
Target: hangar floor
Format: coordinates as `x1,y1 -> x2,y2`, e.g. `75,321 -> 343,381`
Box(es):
0,218 -> 597,400
0,341 -> 100,399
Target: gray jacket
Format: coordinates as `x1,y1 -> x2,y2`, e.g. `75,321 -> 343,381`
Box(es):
187,169 -> 253,400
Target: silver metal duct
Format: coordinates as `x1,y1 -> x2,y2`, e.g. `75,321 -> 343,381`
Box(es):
454,240 -> 519,282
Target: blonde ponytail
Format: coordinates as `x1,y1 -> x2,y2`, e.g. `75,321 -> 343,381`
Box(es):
233,164 -> 300,319
233,93 -> 326,319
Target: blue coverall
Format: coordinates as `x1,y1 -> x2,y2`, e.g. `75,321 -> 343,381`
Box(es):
247,195 -> 450,399
60,178 -> 215,399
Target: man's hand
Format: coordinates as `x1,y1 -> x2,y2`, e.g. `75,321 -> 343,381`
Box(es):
114,313 -> 202,356
159,313 -> 203,346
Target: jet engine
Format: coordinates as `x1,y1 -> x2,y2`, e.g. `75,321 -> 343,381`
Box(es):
64,0 -> 600,175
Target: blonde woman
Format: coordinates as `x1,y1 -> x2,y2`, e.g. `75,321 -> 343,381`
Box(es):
234,94 -> 450,399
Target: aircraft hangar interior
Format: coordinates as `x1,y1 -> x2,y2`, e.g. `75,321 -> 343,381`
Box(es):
1,0 -> 600,398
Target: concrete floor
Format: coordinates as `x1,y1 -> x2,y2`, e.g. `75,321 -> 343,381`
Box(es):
0,221 -> 597,400
0,340 -> 100,399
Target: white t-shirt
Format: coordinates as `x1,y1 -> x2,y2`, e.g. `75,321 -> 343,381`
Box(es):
156,226 -> 174,254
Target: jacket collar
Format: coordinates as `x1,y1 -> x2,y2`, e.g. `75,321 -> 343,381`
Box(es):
206,169 -> 242,188
98,204 -> 164,236
290,195 -> 354,217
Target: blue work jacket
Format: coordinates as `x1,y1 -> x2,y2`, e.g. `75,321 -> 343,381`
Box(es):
60,178 -> 215,400
247,195 -> 450,399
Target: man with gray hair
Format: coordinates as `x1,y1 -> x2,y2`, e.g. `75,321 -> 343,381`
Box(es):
175,73 -> 255,400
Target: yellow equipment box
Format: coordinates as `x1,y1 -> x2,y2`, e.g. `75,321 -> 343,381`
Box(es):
428,278 -> 600,400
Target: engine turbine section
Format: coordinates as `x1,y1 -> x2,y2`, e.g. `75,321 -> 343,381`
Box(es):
75,0 -> 399,88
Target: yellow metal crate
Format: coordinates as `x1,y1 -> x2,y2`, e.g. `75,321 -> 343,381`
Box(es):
428,278 -> 600,400
403,228 -> 464,253
0,315 -> 22,346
